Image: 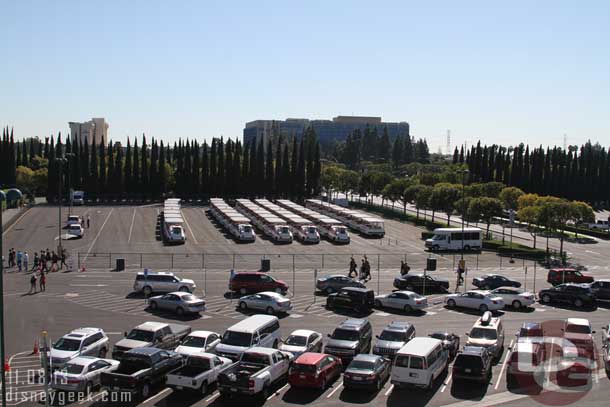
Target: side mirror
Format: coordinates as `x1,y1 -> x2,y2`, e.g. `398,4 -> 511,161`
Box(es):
465,333 -> 469,337
123,331 -> 127,337
327,334 -> 331,338
375,335 -> 380,339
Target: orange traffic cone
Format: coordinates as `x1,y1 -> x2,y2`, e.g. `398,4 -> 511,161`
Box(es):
32,340 -> 39,355
80,263 -> 86,272
4,358 -> 10,372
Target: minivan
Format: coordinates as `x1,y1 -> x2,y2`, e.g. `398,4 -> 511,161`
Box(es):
215,315 -> 281,360
391,337 -> 448,390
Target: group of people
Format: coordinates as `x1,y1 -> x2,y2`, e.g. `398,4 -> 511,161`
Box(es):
348,256 -> 372,282
5,247 -> 70,294
7,249 -> 29,272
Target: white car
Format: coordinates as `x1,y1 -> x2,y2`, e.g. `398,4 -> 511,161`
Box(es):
51,356 -> 119,394
479,287 -> 536,309
50,328 -> 109,370
133,271 -> 197,296
238,291 -> 292,314
374,290 -> 428,312
444,291 -> 504,313
67,224 -> 84,237
279,329 -> 323,357
66,215 -> 82,226
175,331 -> 222,357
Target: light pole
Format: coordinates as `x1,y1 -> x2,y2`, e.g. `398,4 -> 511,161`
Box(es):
460,169 -> 469,260
56,157 -> 67,255
1,188 -> 23,407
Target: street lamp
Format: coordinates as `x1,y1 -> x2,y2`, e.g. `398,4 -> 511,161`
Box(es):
1,188 -> 23,407
460,169 -> 469,260
56,157 -> 68,255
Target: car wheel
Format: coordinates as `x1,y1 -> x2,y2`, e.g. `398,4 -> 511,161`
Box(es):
479,304 -> 488,313
512,300 -> 522,309
260,386 -> 270,400
403,304 -> 412,313
325,287 -> 334,295
447,299 -> 456,308
176,307 -> 185,316
374,300 -> 383,308
484,285 -> 491,290
85,381 -> 93,396
179,286 -> 190,293
98,347 -> 107,358
574,298 -> 584,308
239,301 -> 248,310
266,307 -> 275,315
432,245 -> 440,251
426,376 -> 434,391
150,301 -> 158,310
141,383 -> 150,399
541,294 -> 551,303
464,245 -> 471,251
240,288 -> 248,295
143,286 -> 152,297
273,340 -> 278,348
200,381 -> 208,395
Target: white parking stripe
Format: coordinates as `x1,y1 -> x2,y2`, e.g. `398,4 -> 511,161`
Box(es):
128,208 -> 137,243
267,383 -> 289,400
181,209 -> 199,244
140,387 -> 171,405
82,209 -> 114,264
384,383 -> 394,396
205,391 -> 220,403
495,339 -> 513,390
326,382 -> 343,398
441,372 -> 452,392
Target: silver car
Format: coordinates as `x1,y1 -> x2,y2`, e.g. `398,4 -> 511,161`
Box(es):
149,292 -> 206,316
316,275 -> 365,294
51,356 -> 119,394
279,329 -> 323,358
238,291 -> 292,314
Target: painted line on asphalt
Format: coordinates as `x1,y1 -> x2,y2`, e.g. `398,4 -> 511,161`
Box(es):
495,339 -> 513,390
384,383 -> 394,396
205,391 -> 220,403
128,208 -> 137,243
326,382 -> 343,398
441,371 -> 452,392
267,383 -> 289,400
139,387 -> 171,406
82,208 -> 114,264
69,284 -> 108,287
181,209 -> 199,245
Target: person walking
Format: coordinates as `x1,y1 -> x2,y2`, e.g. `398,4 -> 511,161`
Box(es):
51,251 -> 59,272
40,250 -> 49,273
230,269 -> 236,281
23,251 -> 29,272
39,272 -> 46,292
32,252 -> 39,271
8,249 -> 15,267
348,256 -> 357,278
60,250 -> 67,270
86,215 -> 90,229
17,250 -> 22,272
28,274 -> 37,294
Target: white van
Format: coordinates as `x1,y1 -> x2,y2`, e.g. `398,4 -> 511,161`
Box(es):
215,315 -> 281,361
425,227 -> 482,251
391,337 -> 448,390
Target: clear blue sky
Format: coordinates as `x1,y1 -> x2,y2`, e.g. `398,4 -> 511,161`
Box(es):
2,0 -> 609,152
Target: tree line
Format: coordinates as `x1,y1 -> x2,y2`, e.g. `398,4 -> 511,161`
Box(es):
1,126 -> 322,201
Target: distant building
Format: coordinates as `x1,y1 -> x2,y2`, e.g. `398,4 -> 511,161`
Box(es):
69,118 -> 109,146
243,116 -> 410,148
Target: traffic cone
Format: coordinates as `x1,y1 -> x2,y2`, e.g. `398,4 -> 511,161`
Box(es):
4,358 -> 10,372
32,340 -> 39,355
80,263 -> 86,272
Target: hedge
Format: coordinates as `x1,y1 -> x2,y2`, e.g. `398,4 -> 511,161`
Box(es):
564,224 -> 610,240
483,240 -> 547,260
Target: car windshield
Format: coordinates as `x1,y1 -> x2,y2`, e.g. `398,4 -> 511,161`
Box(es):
307,227 -> 316,234
279,227 -> 290,234
242,226 -> 252,233
187,357 -> 211,369
519,328 -> 542,337
429,333 -> 448,341
348,360 -> 374,371
53,338 -> 81,351
566,325 -> 591,334
62,363 -> 85,374
126,329 -> 154,342
68,225 -> 80,230
432,234 -> 446,240
469,328 -> 497,340
170,226 -> 182,234
180,295 -> 197,302
456,354 -> 483,369
380,331 -> 406,342
331,329 -> 359,341
222,331 -> 253,347
182,336 -> 206,348
241,353 -> 271,365
336,227 -> 347,234
285,335 -> 307,346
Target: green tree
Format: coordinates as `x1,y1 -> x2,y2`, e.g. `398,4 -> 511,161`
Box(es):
499,186 -> 524,211
468,197 -> 503,237
413,184 -> 432,221
430,183 -> 461,225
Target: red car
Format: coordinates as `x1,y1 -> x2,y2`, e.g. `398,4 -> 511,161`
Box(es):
229,272 -> 289,295
288,352 -> 342,389
547,268 -> 593,286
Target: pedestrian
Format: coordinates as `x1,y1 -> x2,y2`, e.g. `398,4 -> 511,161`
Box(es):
348,256 -> 357,278
23,251 -> 29,272
39,272 -> 46,292
33,253 -> 39,271
9,249 -> 15,267
51,251 -> 58,272
45,249 -> 51,263
230,269 -> 236,281
29,274 -> 37,294
17,251 -> 22,272
60,250 -> 67,270
86,215 -> 90,229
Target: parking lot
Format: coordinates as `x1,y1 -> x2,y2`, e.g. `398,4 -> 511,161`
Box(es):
3,203 -> 610,407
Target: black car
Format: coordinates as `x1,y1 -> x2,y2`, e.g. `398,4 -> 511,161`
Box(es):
393,274 -> 449,293
428,332 -> 460,359
326,287 -> 375,313
472,274 -> 521,290
343,354 -> 391,391
589,279 -> 610,301
538,284 -> 597,308
452,346 -> 493,383
325,319 -> 373,364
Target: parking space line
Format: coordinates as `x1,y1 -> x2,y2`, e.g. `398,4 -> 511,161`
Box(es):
441,371 -> 452,392
128,208 -> 137,243
326,382 -> 343,398
384,383 -> 394,396
205,391 -> 220,403
181,209 -> 199,244
82,209 -> 114,264
267,383 -> 289,400
495,339 -> 513,390
140,387 -> 171,405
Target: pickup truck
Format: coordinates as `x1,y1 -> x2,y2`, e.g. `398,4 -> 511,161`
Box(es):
166,353 -> 232,394
112,321 -> 191,360
100,347 -> 183,399
217,347 -> 293,400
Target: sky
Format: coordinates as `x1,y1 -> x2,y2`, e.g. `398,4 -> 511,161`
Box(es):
1,0 -> 609,152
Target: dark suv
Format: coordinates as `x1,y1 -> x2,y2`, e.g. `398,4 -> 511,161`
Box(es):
229,272 -> 288,295
326,287 -> 375,313
588,279 -> 610,301
325,319 -> 373,364
373,321 -> 416,358
452,346 -> 493,383
547,268 -> 593,286
393,274 -> 449,293
538,284 -> 596,308
472,274 -> 521,290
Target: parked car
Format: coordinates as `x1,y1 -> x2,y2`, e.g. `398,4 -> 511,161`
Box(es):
602,341 -> 610,374
51,356 -> 119,395
452,346 -> 493,383
472,274 -> 521,290
133,271 -> 196,296
112,322 -> 191,360
288,352 -> 342,389
393,274 -> 449,293
374,291 -> 428,313
279,330 -> 323,358
602,324 -> 610,347
166,353 -> 232,394
217,347 -> 293,400
391,337 -> 449,390
515,322 -> 543,343
316,275 -> 365,294
326,287 -> 375,313
428,332 -> 460,360
49,328 -> 109,370
547,268 -> 593,286
556,344 -> 596,387
465,312 -> 505,360
538,284 -> 596,308
373,321 -> 416,358
149,292 -> 206,316
67,224 -> 85,237
175,331 -> 221,357
229,272 -> 288,296
506,341 -> 546,389
101,348 -> 183,399
588,279 -> 610,301
238,291 -> 292,314
564,318 -> 596,358
325,319 -> 373,364
343,354 -> 391,391
444,291 -> 504,313
481,287 -> 535,309
215,315 -> 281,361
66,215 -> 83,226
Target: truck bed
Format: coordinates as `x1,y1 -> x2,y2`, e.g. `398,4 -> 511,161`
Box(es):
218,363 -> 266,388
170,365 -> 210,379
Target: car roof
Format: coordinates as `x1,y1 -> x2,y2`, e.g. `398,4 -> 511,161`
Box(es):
397,337 -> 442,357
429,331 -> 451,337
136,271 -> 174,276
137,321 -> 168,331
235,271 -> 265,276
385,321 -> 412,331
549,268 -> 578,272
351,354 -> 381,363
566,318 -> 590,327
338,318 -> 368,329
68,327 -> 104,337
67,356 -> 101,366
258,291 -> 285,298
461,346 -> 486,356
290,329 -> 317,337
188,330 -> 217,338
514,342 -> 539,354
521,322 -> 541,330
246,347 -> 278,356
295,352 -> 326,365
339,287 -> 370,293
227,315 -> 279,333
128,347 -> 163,355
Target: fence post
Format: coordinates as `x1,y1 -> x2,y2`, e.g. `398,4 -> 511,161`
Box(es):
500,256 -> 502,269
77,253 -> 81,268
232,254 -> 236,269
292,255 -> 296,297
171,254 -> 174,269
140,253 -> 143,268
476,254 -> 479,271
202,253 -> 205,269
533,262 -> 537,294
377,254 -> 380,294
524,266 -> 528,291
322,254 -> 325,270
452,255 -> 455,271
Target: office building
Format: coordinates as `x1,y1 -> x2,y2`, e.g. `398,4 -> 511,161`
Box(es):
243,116 -> 409,148
69,118 -> 109,146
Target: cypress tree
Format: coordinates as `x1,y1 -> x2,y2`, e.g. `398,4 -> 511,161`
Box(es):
378,126 -> 391,161
233,141 -> 242,195
192,141 -> 200,195
8,130 -> 16,185
125,139 -> 132,192
281,143 -> 290,198
241,142 -> 250,195
392,135 -> 404,167
290,137 -> 298,198
107,142 -> 114,194
44,136 -> 50,159
140,135 -> 148,194
403,136 -> 414,163
201,142 -> 209,194
133,139 -> 140,193
256,138 -> 265,197
249,140 -> 257,197
159,141 -> 166,194
99,139 -> 107,193
312,141 -> 321,196
210,139 -> 217,195
218,138 -> 225,195
274,136 -> 283,196
47,136 -> 56,201
224,140 -> 233,196
297,138 -> 306,200
265,139 -> 274,196
29,137 -> 36,161
114,142 -> 124,194
90,136 -> 99,195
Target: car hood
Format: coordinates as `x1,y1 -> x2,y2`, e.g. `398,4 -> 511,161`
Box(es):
175,345 -> 205,356
375,340 -> 404,349
215,343 -> 248,355
326,339 -> 358,349
180,278 -> 195,285
50,349 -> 79,361
375,295 -> 389,300
114,339 -> 152,349
467,338 -> 496,347
278,344 -> 307,355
